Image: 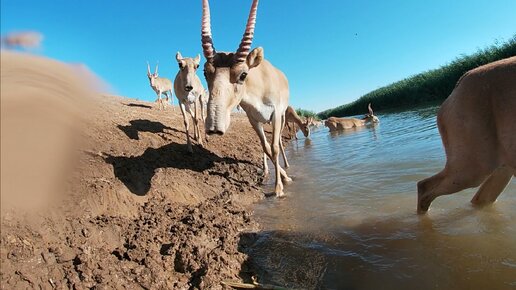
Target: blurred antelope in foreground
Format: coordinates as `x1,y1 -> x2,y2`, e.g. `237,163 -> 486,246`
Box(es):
201,0 -> 291,197
417,57 -> 515,213
174,52 -> 207,153
147,62 -> 173,111
324,103 -> 379,132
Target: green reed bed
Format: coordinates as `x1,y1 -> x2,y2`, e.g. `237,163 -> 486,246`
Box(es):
318,36 -> 516,119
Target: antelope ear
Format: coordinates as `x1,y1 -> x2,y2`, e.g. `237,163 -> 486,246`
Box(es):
176,51 -> 183,62
194,54 -> 201,65
246,47 -> 263,69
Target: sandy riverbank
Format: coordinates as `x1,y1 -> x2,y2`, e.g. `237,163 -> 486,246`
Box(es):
1,51 -> 279,289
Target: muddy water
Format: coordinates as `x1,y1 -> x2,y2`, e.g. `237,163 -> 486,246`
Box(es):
252,106 -> 516,290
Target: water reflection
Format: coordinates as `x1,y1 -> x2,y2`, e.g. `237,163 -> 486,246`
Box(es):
252,106 -> 516,289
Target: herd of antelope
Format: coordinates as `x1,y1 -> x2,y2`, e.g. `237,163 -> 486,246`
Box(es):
143,0 -> 515,213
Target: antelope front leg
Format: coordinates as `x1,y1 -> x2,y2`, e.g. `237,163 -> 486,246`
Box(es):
271,113 -> 288,197
179,102 -> 193,153
187,103 -> 202,146
200,96 -> 206,123
280,114 -> 290,168
158,90 -> 164,110
250,121 -> 290,183
263,153 -> 269,178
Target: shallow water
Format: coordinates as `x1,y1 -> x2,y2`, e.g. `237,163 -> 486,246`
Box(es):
252,106 -> 516,290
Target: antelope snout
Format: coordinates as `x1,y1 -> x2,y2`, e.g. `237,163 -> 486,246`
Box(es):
206,123 -> 226,136
207,129 -> 224,136
185,85 -> 193,92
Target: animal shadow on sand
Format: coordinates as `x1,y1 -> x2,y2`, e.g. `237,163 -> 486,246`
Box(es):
117,119 -> 181,140
125,103 -> 153,109
104,142 -> 246,196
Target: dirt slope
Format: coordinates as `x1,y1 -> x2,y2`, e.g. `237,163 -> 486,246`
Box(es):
1,90 -> 269,289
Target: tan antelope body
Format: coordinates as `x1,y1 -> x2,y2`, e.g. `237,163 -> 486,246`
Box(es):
147,62 -> 174,110
201,0 -> 291,196
174,52 -> 207,153
417,57 -> 516,213
324,103 -> 379,132
285,106 -> 311,140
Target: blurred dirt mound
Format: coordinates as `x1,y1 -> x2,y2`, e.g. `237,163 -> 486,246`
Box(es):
1,52 -> 267,288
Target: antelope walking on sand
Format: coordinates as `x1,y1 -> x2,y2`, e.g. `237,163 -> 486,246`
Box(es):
417,57 -> 515,213
324,103 -> 379,132
174,52 -> 208,153
147,62 -> 174,110
201,0 -> 292,197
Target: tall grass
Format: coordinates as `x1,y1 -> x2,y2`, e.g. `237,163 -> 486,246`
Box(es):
318,36 -> 516,119
295,108 -> 319,120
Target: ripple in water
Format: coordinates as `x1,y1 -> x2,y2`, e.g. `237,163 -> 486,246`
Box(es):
251,106 -> 516,289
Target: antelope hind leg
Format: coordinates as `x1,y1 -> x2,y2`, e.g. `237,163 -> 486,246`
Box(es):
471,166 -> 513,206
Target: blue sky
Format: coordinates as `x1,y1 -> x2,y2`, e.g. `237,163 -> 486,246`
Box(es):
2,0 -> 515,112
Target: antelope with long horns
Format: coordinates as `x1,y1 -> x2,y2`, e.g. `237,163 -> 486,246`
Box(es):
174,52 -> 208,153
201,0 -> 292,197
324,103 -> 379,132
417,57 -> 515,213
147,62 -> 174,110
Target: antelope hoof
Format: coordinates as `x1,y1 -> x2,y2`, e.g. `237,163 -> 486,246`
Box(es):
187,144 -> 193,154
275,184 -> 284,197
275,190 -> 285,198
417,194 -> 433,214
282,175 -> 293,184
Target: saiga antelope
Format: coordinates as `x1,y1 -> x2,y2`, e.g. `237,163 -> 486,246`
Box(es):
324,103 -> 379,132
285,106 -> 311,140
417,57 -> 515,213
263,107 -> 311,175
147,62 -> 174,110
174,52 -> 208,153
201,0 -> 292,197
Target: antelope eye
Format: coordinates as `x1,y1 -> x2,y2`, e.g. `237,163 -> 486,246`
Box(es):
194,64 -> 199,70
239,72 -> 248,81
178,63 -> 184,69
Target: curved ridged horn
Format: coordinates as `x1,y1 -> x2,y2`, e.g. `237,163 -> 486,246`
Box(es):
368,103 -> 374,115
147,61 -> 151,74
235,0 -> 259,63
201,0 -> 215,61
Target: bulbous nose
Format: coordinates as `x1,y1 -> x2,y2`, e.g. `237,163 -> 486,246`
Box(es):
185,85 -> 193,92
207,130 -> 224,136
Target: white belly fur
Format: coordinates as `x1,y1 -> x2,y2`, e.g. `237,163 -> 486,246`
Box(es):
241,101 -> 275,123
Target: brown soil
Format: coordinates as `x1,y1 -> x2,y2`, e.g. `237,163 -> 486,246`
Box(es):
1,86 -> 273,288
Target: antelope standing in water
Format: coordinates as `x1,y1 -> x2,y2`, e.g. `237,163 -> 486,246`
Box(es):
201,0 -> 291,197
284,106 -> 311,141
324,103 -> 379,132
417,57 -> 515,213
147,62 -> 173,110
263,107 -> 310,174
174,52 -> 207,153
